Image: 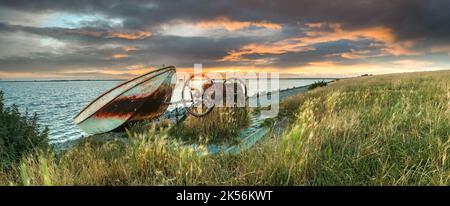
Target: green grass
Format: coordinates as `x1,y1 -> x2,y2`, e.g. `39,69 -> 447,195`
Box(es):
168,107 -> 250,144
1,70 -> 450,185
308,80 -> 328,90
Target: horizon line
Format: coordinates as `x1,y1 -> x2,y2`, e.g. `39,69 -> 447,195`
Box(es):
0,77 -> 345,83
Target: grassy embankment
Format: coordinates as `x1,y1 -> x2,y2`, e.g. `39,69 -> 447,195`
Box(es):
1,70 -> 450,185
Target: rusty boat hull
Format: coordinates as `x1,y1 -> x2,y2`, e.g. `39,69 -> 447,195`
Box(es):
74,66 -> 176,135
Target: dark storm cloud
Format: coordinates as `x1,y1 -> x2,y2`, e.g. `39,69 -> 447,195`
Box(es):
228,40 -> 375,68
0,34 -> 257,72
0,22 -> 152,43
2,0 -> 449,42
0,0 -> 449,77
266,41 -> 362,68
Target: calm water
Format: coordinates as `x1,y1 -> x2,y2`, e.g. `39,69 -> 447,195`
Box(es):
0,79 -> 330,144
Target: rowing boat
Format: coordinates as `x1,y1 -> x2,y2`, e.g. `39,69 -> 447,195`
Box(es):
74,66 -> 176,135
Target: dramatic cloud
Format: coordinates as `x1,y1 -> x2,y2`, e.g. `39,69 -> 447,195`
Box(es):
0,0 -> 449,79
196,17 -> 282,31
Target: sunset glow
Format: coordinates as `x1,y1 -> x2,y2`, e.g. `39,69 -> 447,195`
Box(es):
0,0 -> 449,80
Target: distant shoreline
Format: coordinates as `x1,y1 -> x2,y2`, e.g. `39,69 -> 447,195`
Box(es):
0,77 -> 340,83
0,79 -> 126,83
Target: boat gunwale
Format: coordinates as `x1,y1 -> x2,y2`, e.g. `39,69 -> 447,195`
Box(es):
73,66 -> 176,124
127,74 -> 175,123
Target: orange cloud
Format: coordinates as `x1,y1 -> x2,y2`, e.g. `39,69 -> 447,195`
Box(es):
222,41 -> 315,62
300,24 -> 417,56
197,17 -> 282,31
112,54 -> 129,59
304,22 -> 325,28
222,23 -> 418,62
63,29 -> 152,40
107,31 -> 152,40
430,45 -> 450,55
122,46 -> 139,52
338,49 -> 383,59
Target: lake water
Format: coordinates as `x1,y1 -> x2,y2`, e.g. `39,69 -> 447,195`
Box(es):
0,78 -> 331,144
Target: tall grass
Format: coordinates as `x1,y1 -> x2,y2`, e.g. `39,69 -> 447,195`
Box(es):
168,107 -> 250,144
1,70 -> 450,185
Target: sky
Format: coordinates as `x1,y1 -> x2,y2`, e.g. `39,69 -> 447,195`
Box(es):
0,0 -> 450,79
